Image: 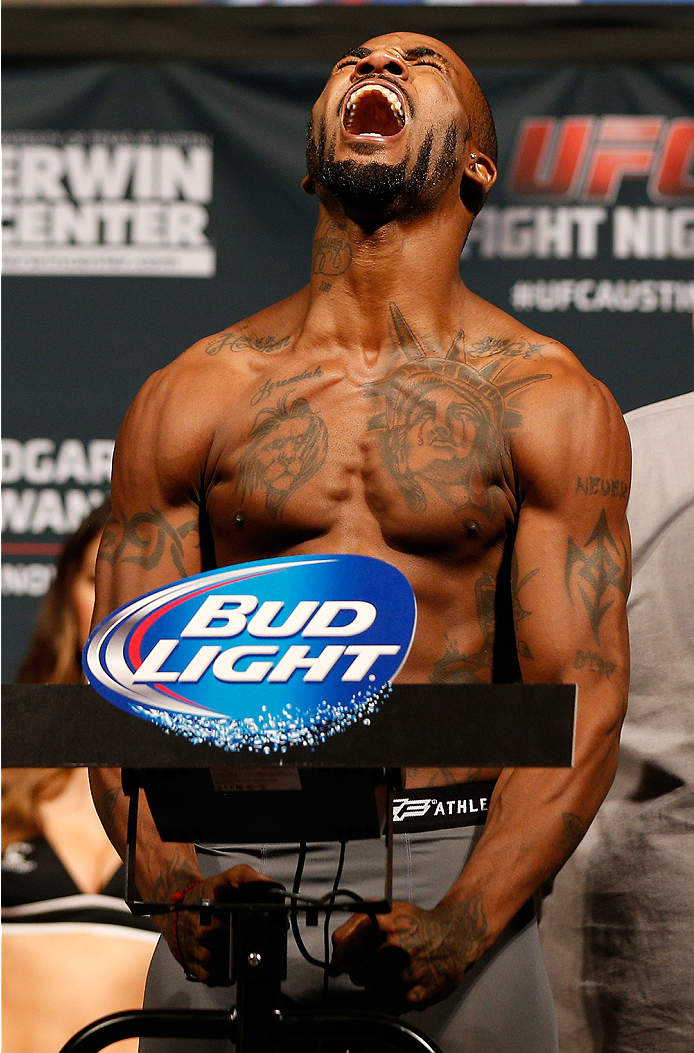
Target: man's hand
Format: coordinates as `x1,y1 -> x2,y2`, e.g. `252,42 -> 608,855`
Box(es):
330,898 -> 488,1013
167,865 -> 283,986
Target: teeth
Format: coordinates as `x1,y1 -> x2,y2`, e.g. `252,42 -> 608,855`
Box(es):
345,84 -> 404,119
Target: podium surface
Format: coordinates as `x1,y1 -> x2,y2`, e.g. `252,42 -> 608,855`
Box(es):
2,682 -> 575,769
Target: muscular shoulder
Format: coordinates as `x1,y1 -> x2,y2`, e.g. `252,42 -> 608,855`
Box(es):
195,288 -> 308,360
515,342 -> 628,508
115,289 -> 309,498
464,298 -> 630,505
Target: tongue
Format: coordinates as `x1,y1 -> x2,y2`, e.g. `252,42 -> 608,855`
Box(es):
349,92 -> 403,137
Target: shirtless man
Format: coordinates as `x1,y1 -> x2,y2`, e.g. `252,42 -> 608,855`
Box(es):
90,32 -> 630,1053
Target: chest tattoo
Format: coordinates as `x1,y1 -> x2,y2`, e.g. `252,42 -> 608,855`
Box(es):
366,304 -> 551,518
232,304 -> 551,526
236,395 -> 329,519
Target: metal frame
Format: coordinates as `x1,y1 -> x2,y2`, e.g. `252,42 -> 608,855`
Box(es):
2,682 -> 575,1053
59,770 -> 437,1053
122,767 -> 395,918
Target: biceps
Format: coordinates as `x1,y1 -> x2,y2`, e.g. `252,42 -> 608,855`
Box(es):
511,501 -> 630,687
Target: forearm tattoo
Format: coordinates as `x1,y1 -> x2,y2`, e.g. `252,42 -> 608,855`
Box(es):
94,786 -> 123,838
561,812 -> 588,855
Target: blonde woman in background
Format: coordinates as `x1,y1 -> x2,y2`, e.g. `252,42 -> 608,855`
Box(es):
2,501 -> 158,1053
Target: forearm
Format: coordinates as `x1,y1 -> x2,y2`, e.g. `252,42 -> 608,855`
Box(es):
438,683 -> 624,954
89,767 -> 203,918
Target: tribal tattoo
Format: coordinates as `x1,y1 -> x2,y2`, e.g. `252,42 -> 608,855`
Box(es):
367,304 -> 550,519
205,331 -> 292,356
98,508 -> 199,578
235,396 -> 328,519
565,509 -> 629,644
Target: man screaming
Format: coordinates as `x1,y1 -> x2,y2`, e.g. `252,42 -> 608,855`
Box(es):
91,33 -> 630,1053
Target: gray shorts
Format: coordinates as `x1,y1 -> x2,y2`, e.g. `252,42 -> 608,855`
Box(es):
141,829 -> 558,1053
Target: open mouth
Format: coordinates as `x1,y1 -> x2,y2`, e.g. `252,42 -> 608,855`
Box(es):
342,83 -> 406,139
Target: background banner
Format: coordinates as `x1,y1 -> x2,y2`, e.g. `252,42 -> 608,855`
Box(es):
3,61 -> 693,677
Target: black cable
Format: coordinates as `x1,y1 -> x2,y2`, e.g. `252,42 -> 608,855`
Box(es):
322,841 -> 347,1003
290,843 -> 326,969
290,844 -> 368,974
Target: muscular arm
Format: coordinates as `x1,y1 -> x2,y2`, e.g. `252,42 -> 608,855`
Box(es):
89,362 -> 271,983
88,365 -> 205,946
439,368 -> 630,939
89,499 -> 205,955
333,359 -> 630,1011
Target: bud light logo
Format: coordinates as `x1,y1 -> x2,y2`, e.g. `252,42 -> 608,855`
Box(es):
83,555 -> 416,752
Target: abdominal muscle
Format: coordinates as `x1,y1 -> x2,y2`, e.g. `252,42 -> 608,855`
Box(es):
1,930 -> 157,1053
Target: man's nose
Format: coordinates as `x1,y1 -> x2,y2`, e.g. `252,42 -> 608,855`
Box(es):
352,50 -> 409,82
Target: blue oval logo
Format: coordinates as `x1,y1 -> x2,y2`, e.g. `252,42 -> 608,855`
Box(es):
84,555 -> 416,752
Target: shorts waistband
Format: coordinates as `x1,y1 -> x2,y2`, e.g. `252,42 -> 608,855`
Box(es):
392,781 -> 495,834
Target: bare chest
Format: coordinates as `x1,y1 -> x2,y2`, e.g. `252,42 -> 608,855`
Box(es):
206,354 -> 518,562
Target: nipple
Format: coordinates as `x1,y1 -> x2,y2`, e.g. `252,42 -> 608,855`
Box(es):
235,510 -> 246,526
465,520 -> 480,540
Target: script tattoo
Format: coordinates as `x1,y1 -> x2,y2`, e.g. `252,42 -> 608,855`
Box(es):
99,509 -> 199,577
576,475 -> 628,500
251,366 -> 323,407
367,304 -> 550,519
430,572 -> 495,683
565,509 -> 629,644
205,331 -> 292,356
312,218 -> 353,277
468,336 -> 545,360
574,648 -> 615,680
148,846 -> 201,906
236,396 -> 328,519
511,551 -> 539,661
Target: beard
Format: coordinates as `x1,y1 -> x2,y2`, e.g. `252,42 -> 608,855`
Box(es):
306,118 -> 458,217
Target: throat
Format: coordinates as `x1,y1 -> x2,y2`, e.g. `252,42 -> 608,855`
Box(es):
309,207 -> 466,320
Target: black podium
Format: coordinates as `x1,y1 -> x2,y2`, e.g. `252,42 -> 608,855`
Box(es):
2,682 -> 576,1053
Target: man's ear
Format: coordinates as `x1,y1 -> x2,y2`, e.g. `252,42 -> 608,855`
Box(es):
302,175 -> 316,196
460,147 -> 497,213
466,149 -> 497,191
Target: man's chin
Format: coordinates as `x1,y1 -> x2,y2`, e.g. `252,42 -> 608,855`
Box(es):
313,158 -> 408,217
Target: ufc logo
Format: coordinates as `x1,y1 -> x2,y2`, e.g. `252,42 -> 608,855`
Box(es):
509,117 -> 694,204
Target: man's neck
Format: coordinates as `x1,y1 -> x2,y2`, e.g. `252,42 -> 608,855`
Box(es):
299,200 -> 471,362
